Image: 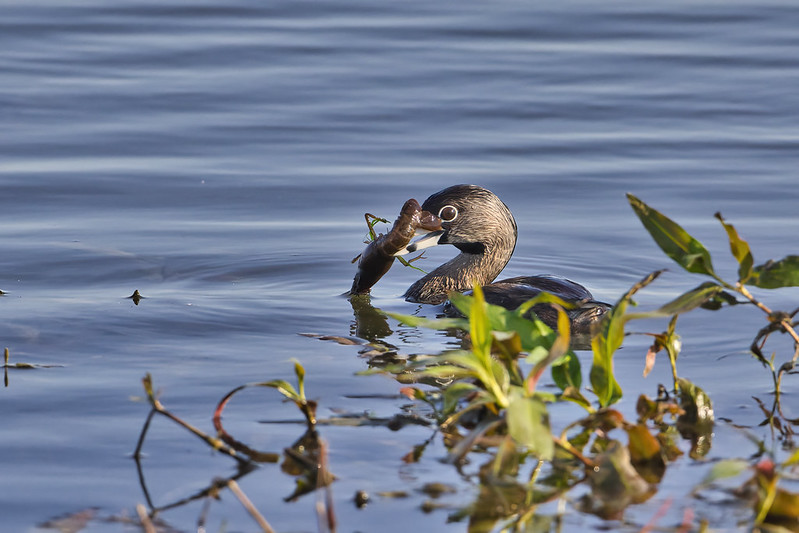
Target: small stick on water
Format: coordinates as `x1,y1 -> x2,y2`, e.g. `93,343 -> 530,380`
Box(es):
136,504 -> 156,533
228,479 -> 276,533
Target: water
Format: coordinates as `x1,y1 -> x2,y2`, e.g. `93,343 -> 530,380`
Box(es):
2,1 -> 799,531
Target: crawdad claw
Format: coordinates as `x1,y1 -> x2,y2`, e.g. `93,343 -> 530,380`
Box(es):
350,199 -> 442,295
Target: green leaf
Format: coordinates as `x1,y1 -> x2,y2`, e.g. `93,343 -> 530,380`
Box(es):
515,291 -> 574,317
590,302 -> 625,408
655,281 -> 724,315
506,390 -> 554,460
589,346 -> 623,408
525,345 -> 550,366
627,193 -> 716,276
699,459 -> 750,487
292,359 -> 306,400
491,358 -> 511,398
558,386 -> 593,411
447,291 -> 473,317
715,212 -> 754,283
699,289 -> 740,310
551,351 -> 582,391
441,351 -> 491,376
625,281 -> 723,321
591,270 -> 663,407
747,256 -> 799,289
442,382 -> 480,414
257,379 -> 300,401
450,291 -> 557,354
526,305 -> 570,394
786,446 -> 799,467
415,364 -> 475,380
385,311 -> 468,331
469,284 -> 493,365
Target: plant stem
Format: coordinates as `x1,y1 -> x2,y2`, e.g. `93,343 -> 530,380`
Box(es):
553,435 -> 595,469
737,284 -> 799,350
228,479 -> 276,533
136,504 -> 156,533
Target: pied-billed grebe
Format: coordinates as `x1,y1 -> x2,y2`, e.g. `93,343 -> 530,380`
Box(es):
397,184 -> 609,334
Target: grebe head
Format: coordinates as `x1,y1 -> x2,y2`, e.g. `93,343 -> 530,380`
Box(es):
400,185 -> 518,304
397,184 -> 517,258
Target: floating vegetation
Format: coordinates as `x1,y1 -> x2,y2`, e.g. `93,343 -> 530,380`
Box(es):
3,347 -> 64,387
132,195 -> 799,531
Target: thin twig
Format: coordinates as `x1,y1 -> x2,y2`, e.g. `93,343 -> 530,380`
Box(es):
228,479 -> 275,533
133,409 -> 157,460
738,285 -> 799,347
553,435 -> 595,469
137,375 -> 250,466
136,504 -> 156,533
157,405 -> 250,465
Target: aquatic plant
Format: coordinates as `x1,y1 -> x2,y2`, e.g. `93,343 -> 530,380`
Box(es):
133,365 -> 335,532
372,194 -> 799,528
352,211 -> 433,275
130,195 -> 799,532
382,275 -> 712,527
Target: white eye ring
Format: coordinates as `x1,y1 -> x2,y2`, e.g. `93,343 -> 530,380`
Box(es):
438,205 -> 458,222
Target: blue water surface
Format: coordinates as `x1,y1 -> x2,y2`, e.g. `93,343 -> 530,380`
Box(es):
2,1 -> 799,531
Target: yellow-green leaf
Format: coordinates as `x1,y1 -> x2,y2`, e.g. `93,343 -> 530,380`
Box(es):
715,212 -> 754,282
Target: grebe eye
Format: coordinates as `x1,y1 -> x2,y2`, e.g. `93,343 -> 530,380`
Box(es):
438,205 -> 458,222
